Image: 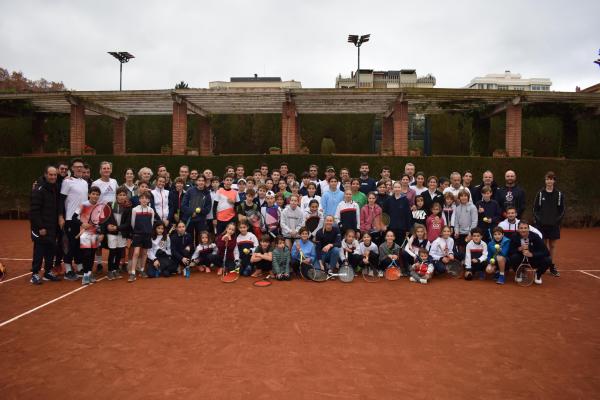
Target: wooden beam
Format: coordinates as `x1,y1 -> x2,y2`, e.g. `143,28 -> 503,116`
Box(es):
172,93 -> 208,117
482,96 -> 521,119
66,95 -> 127,120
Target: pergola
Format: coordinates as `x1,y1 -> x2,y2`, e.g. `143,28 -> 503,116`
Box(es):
1,88 -> 599,157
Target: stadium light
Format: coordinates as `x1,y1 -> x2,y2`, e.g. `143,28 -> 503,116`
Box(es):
347,34 -> 371,88
595,48 -> 600,69
108,52 -> 135,91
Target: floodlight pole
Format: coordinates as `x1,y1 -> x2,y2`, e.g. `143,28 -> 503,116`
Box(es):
119,62 -> 123,91
357,45 -> 360,88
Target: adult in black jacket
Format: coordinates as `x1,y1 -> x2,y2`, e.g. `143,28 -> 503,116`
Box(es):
382,182 -> 413,242
496,170 -> 526,218
471,170 -> 498,204
168,177 -> 186,225
533,171 -> 564,277
30,166 -> 60,284
422,176 -> 444,215
181,175 -> 212,245
509,221 -> 551,284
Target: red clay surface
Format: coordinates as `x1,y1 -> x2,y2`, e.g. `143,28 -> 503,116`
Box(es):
0,220 -> 599,400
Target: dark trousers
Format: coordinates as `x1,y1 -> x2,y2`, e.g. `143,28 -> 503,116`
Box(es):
32,240 -> 55,275
196,252 -> 218,267
466,260 -> 487,273
509,254 -> 551,276
216,219 -> 234,236
147,256 -> 177,277
186,220 -> 207,246
358,252 -> 379,269
64,220 -> 82,266
54,228 -> 64,267
108,248 -> 124,272
81,248 -> 95,273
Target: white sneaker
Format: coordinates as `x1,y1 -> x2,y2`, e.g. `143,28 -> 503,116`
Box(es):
409,277 -> 417,283
515,274 -> 523,283
419,278 -> 428,284
368,269 -> 374,277
534,275 -> 542,285
378,270 -> 384,277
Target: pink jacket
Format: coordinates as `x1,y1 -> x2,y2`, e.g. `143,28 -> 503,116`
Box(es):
360,204 -> 382,233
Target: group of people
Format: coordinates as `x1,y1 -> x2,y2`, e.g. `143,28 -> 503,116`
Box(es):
29,159 -> 565,286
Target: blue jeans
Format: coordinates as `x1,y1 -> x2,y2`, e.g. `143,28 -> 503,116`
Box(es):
320,247 -> 340,271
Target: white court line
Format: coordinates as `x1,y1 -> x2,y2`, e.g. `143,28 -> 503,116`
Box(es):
579,271 -> 600,280
0,277 -> 107,328
0,272 -> 30,284
0,258 -> 32,261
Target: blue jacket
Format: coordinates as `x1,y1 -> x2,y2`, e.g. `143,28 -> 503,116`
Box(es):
322,189 -> 344,217
291,239 -> 317,263
181,187 -> 212,225
170,231 -> 193,264
487,236 -> 510,260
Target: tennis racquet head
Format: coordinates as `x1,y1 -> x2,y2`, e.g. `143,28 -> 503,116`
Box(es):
338,264 -> 355,283
385,260 -> 401,280
305,215 -> 320,234
88,203 -> 112,227
361,263 -> 380,282
221,267 -> 240,283
446,260 -> 463,278
515,257 -> 535,287
253,276 -> 272,287
0,261 -> 5,281
307,266 -> 328,282
380,213 -> 391,227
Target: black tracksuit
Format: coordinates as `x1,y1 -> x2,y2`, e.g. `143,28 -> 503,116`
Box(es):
533,189 -> 565,227
496,185 -> 526,218
30,177 -> 59,275
509,232 -> 551,275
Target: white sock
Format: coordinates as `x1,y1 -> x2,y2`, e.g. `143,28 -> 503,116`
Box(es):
64,264 -> 72,273
76,264 -> 83,272
500,272 -> 505,276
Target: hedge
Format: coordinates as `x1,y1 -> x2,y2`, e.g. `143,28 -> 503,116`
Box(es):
1,155 -> 598,227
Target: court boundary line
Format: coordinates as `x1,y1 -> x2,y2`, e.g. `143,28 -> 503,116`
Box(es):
0,258 -> 33,261
0,272 -> 30,284
0,277 -> 107,328
579,271 -> 600,280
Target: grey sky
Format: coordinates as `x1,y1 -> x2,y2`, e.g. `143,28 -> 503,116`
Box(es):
1,0 -> 598,91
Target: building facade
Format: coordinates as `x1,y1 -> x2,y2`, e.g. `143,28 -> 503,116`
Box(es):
209,75 -> 301,89
466,71 -> 551,91
335,69 -> 436,89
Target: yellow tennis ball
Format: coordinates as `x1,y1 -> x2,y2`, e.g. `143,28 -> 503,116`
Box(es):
243,248 -> 250,254
490,258 -> 496,265
495,244 -> 500,250
195,207 -> 201,213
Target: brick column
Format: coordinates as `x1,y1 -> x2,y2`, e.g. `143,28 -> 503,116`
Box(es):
70,104 -> 85,155
198,115 -> 213,156
113,118 -> 126,155
506,103 -> 522,157
381,116 -> 393,154
282,101 -> 299,154
392,101 -> 409,156
172,101 -> 187,155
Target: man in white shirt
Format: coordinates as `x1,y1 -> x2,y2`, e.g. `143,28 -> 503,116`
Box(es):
59,158 -> 89,281
91,161 -> 119,271
443,172 -> 472,204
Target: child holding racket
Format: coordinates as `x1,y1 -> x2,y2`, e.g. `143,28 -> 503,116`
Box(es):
291,227 -> 317,278
402,224 -> 429,272
103,187 -> 131,280
463,227 -> 488,281
191,231 -> 218,273
75,186 -> 104,285
170,221 -> 193,275
429,226 -> 455,275
409,248 -> 434,284
129,192 -> 155,282
340,229 -> 361,272
147,222 -> 176,278
378,231 -> 401,278
272,236 -> 291,280
426,202 -> 445,243
357,232 -> 379,276
215,222 -> 239,276
236,221 -> 259,276
261,191 -> 281,238
360,192 -> 383,245
250,235 -> 273,278
303,200 -> 324,240
487,226 -> 510,284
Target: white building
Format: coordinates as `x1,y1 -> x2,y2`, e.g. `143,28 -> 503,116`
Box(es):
209,75 -> 301,89
466,71 -> 551,91
335,69 -> 436,89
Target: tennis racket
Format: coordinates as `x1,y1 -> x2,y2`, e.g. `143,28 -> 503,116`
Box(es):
305,215 -> 321,239
306,264 -> 354,283
384,258 -> 401,280
515,256 -> 535,287
379,212 -> 391,229
253,275 -> 272,287
361,261 -> 379,282
0,261 -> 6,281
246,210 -> 265,239
446,259 -> 463,278
220,239 -> 239,283
75,203 -> 112,239
61,229 -> 70,255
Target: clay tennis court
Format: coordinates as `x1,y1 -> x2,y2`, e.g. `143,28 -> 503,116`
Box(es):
0,220 -> 598,399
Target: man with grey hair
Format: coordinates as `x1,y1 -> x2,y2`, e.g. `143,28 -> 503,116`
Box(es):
404,162 -> 416,185
443,172 -> 472,204
471,170 -> 497,204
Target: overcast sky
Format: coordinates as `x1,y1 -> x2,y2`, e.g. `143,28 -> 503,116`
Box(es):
1,0 -> 599,91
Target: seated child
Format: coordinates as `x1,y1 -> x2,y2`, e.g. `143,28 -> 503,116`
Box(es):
409,248 -> 434,284
191,230 -> 218,273
339,229 -> 361,271
272,235 -> 291,280
250,235 -> 273,277
378,230 -> 401,278
147,222 -> 176,278
487,226 -> 510,285
236,221 -> 259,276
291,227 -> 317,278
464,227 -> 488,281
215,222 -> 238,276
357,232 -> 379,276
429,226 -> 456,274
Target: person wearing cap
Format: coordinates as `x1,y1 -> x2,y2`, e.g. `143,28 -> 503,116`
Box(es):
236,178 -> 247,202
319,166 -> 339,195
321,177 -> 344,218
